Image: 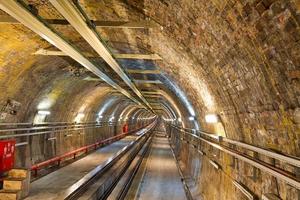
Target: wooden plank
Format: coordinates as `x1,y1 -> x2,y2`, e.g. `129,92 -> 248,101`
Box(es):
0,15 -> 158,29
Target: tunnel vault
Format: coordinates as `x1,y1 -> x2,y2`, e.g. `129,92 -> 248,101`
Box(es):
0,0 -> 299,200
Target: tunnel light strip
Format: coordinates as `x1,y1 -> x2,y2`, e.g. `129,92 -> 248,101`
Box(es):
0,0 -> 143,107
16,142 -> 28,147
205,114 -> 219,123
188,116 -> 195,121
37,110 -> 51,115
47,137 -> 57,141
49,0 -> 153,111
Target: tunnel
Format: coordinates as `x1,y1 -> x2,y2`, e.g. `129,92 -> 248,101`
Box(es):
0,0 -> 299,200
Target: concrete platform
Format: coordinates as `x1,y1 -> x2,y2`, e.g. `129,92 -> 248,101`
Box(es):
135,131 -> 187,200
25,135 -> 137,200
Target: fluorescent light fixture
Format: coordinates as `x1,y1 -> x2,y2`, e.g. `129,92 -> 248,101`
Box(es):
38,110 -> 51,115
188,116 -> 195,121
205,114 -> 219,123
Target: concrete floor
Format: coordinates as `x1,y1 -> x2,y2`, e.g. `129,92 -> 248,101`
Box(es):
135,130 -> 187,200
25,135 -> 137,200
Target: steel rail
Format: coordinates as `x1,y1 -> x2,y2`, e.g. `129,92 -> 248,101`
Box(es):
171,126 -> 300,190
0,0 -> 144,107
100,132 -> 153,200
176,126 -> 300,168
115,135 -> 153,200
62,121 -> 156,200
49,0 -> 153,111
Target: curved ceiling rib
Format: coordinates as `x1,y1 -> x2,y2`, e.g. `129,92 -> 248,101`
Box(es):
49,0 -> 153,111
0,0 -> 146,108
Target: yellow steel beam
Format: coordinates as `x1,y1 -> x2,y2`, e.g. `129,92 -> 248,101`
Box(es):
0,15 -> 158,29
33,49 -> 162,60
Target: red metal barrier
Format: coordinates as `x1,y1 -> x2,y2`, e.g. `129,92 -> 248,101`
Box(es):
30,124 -> 150,176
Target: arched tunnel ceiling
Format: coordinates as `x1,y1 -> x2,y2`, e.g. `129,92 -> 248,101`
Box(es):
0,0 -> 299,157
0,0 -> 196,128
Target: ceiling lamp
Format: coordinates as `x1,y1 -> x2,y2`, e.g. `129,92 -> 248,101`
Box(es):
205,114 -> 219,123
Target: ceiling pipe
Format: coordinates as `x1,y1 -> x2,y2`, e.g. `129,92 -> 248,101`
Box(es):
49,0 -> 153,112
0,0 -> 144,107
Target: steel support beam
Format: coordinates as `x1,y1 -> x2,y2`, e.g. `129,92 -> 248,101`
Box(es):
0,0 -> 142,106
126,69 -> 161,74
33,49 -> 162,60
114,53 -> 162,60
141,91 -> 162,95
49,0 -> 152,111
0,15 -> 158,28
134,80 -> 163,84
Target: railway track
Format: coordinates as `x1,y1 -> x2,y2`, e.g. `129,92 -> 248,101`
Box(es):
57,121 -> 156,200
104,133 -> 153,200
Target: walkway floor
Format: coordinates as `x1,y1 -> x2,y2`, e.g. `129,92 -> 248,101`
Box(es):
25,135 -> 137,200
134,126 -> 187,200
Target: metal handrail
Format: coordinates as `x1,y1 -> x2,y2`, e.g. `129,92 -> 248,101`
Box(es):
171,125 -> 300,167
0,121 -> 149,139
169,125 -> 300,190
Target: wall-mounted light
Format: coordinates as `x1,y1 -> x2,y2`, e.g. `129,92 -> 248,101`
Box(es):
37,110 -> 51,115
205,114 -> 219,123
188,116 -> 195,121
109,116 -> 115,122
74,113 -> 85,123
